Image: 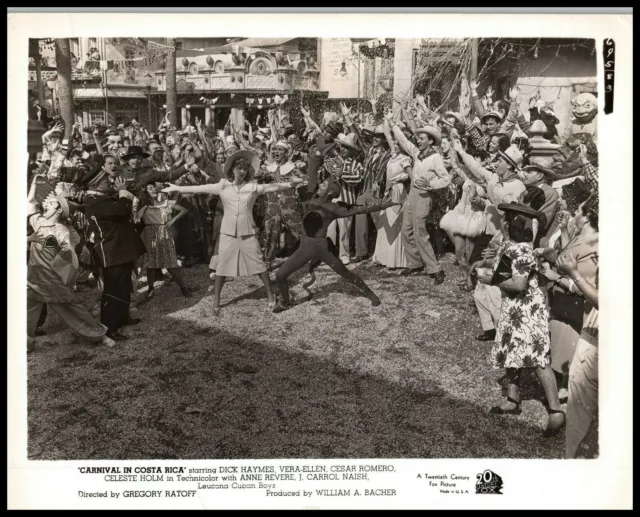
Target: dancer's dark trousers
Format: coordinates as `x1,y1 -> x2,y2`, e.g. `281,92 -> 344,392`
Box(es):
275,235 -> 377,306
101,261 -> 134,333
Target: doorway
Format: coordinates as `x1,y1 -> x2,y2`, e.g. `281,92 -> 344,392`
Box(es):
189,107 -> 206,127
214,107 -> 231,130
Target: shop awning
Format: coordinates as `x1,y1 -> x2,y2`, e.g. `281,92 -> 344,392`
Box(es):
73,87 -> 150,99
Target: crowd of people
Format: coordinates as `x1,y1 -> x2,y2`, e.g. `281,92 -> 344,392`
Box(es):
26,80 -> 599,458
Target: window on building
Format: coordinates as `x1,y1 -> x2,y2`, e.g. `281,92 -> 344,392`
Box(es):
89,37 -> 98,49
175,41 -> 184,50
115,110 -> 140,127
88,110 -> 105,126
70,38 -> 80,58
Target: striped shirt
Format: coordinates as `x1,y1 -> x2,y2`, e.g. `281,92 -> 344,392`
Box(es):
361,146 -> 391,194
324,156 -> 363,206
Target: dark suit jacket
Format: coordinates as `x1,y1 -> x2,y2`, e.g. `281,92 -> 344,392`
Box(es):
83,195 -> 146,268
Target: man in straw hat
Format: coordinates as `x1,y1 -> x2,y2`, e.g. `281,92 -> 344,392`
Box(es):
27,177 -> 116,351
386,113 -> 450,284
324,131 -> 364,265
341,102 -> 391,263
464,84 -> 521,154
452,140 -> 527,240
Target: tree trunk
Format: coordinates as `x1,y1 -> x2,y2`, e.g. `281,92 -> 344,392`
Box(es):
29,39 -> 46,106
470,38 -> 478,82
54,38 -> 75,140
166,38 -> 178,128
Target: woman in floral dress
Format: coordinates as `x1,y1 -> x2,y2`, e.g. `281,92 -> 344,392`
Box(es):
477,203 -> 565,438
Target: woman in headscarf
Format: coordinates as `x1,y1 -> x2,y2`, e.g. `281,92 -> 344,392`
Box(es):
163,150 -> 304,313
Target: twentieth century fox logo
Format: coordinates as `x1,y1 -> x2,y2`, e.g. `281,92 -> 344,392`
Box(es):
475,470 -> 503,494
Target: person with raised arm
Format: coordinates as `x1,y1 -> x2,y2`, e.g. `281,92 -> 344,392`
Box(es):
162,150 -> 304,313
385,110 -> 450,284
27,174 -> 115,351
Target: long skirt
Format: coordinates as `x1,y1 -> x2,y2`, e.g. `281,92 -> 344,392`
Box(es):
372,206 -> 408,268
215,233 -> 267,277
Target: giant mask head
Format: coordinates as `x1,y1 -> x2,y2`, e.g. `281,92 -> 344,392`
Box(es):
571,93 -> 597,123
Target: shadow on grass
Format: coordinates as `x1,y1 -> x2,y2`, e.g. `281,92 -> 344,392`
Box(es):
28,311 -> 564,461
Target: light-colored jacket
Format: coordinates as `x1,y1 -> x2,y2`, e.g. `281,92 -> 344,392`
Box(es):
177,179 -> 287,237
391,126 -> 451,190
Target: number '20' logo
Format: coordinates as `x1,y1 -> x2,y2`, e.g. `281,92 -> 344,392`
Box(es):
475,469 -> 504,494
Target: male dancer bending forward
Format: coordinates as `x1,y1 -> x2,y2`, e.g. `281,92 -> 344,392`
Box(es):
273,178 -> 396,313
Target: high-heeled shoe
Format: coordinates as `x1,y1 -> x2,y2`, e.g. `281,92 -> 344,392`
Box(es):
490,396 -> 522,415
543,409 -> 566,438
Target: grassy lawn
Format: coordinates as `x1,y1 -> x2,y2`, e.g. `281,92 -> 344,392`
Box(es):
27,255 -> 581,460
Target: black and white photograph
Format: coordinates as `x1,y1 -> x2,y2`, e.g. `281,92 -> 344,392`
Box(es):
9,10 -> 632,511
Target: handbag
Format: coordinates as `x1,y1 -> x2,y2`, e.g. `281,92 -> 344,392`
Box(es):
490,253 -> 513,286
550,288 -> 585,332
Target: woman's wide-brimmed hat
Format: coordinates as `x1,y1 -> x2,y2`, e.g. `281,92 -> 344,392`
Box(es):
497,202 -> 543,220
122,145 -> 150,161
481,110 -> 503,125
415,126 -> 442,146
335,133 -> 361,152
223,150 -> 260,179
498,146 -> 524,169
